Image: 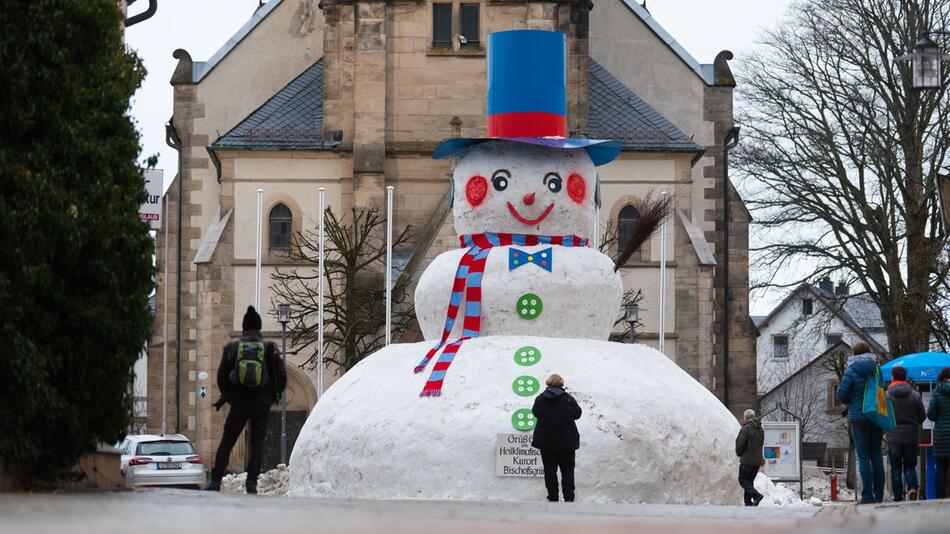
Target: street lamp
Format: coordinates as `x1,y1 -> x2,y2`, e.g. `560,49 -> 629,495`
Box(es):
276,303 -> 290,466
624,302 -> 639,344
897,32 -> 950,90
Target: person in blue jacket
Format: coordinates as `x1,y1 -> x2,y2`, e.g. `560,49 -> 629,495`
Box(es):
836,341 -> 884,503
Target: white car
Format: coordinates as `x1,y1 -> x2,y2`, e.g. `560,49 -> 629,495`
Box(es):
117,434 -> 206,489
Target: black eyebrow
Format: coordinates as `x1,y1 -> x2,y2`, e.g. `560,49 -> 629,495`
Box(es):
543,172 -> 561,183
493,169 -> 511,179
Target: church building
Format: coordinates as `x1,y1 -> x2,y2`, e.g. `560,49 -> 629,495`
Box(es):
150,0 -> 757,470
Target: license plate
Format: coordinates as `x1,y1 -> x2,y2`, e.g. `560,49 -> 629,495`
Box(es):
157,462 -> 181,470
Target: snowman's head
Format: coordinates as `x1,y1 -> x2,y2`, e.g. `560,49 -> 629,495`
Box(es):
452,141 -> 597,238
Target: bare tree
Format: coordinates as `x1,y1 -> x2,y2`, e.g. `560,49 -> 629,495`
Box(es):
735,0 -> 950,356
270,207 -> 414,374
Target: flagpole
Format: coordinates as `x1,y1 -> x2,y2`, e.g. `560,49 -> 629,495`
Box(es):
255,189 -> 264,311
161,196 -> 169,435
317,187 -> 326,398
385,186 -> 394,346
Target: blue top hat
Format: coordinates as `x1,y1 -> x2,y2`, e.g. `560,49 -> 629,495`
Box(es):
433,29 -> 621,166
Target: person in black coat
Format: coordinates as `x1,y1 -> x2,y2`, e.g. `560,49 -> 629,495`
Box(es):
205,306 -> 286,494
531,373 -> 582,502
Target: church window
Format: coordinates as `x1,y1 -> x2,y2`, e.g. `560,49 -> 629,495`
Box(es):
269,203 -> 293,251
432,3 -> 453,49
618,204 -> 640,251
459,4 -> 480,48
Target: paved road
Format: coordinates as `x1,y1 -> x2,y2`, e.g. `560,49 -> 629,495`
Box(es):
1,490 -> 948,534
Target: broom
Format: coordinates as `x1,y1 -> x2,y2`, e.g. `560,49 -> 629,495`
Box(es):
613,192 -> 674,272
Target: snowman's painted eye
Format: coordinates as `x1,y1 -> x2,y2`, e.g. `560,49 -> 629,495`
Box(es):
567,173 -> 586,204
544,172 -> 562,193
492,169 -> 510,192
465,175 -> 488,206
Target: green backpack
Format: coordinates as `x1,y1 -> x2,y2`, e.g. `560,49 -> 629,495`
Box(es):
230,341 -> 268,388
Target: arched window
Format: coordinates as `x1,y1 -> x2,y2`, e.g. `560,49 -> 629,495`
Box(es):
618,204 -> 640,250
268,203 -> 293,251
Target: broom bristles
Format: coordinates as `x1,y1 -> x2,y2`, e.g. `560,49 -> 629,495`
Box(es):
613,192 -> 674,272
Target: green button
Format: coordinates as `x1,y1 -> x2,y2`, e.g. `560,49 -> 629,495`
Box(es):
516,293 -> 543,320
513,375 -> 540,397
514,346 -> 541,366
512,408 -> 537,431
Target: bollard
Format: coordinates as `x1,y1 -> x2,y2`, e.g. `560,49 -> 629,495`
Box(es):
830,471 -> 838,502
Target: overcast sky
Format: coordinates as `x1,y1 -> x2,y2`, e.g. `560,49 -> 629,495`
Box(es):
125,0 -> 798,313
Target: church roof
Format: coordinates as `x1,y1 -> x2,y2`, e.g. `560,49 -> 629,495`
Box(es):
212,57 -> 701,154
618,0 -> 715,85
212,58 -> 329,150
587,59 -> 703,153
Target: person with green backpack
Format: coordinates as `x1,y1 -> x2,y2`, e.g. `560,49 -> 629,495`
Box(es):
205,306 -> 286,494
836,341 -> 886,504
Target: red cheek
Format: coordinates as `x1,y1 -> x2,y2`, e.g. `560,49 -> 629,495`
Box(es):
465,175 -> 488,207
567,173 -> 586,204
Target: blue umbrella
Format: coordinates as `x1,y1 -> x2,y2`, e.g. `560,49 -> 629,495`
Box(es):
881,352 -> 950,382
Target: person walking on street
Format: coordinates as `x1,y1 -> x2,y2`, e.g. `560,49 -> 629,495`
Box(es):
735,409 -> 765,506
836,341 -> 884,504
885,365 -> 926,501
205,306 -> 286,494
531,374 -> 582,502
928,367 -> 950,498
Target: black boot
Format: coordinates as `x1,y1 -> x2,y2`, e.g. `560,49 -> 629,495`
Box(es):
246,480 -> 257,495
204,479 -> 221,491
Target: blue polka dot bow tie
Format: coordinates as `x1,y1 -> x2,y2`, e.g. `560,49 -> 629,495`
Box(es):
508,247 -> 553,272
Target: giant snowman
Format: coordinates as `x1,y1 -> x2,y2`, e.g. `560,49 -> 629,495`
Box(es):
290,30 -> 740,504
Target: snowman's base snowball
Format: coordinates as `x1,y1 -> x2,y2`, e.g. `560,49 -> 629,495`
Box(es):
289,336 -> 741,505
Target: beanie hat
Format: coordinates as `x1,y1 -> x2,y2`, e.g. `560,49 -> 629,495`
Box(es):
242,306 -> 262,331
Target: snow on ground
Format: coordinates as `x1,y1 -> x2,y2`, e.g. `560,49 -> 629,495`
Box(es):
803,473 -> 855,502
222,464 -> 289,496
754,473 -> 822,507
291,337 -> 741,504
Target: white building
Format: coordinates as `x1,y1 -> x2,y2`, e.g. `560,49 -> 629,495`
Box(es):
753,278 -> 889,467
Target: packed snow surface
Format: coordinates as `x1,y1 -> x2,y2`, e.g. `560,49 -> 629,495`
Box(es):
290,337 -> 740,504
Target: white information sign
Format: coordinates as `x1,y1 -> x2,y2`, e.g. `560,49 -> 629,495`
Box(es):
496,433 -> 544,478
140,169 -> 163,230
761,421 -> 800,480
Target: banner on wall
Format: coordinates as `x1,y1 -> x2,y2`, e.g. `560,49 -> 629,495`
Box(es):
140,169 -> 163,230
761,421 -> 801,481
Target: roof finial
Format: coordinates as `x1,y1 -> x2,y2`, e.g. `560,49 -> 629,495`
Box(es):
641,1 -> 649,13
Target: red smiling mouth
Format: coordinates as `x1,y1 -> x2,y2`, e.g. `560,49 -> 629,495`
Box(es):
507,202 -> 555,225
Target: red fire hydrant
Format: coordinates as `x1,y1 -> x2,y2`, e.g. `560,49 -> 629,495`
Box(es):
830,471 -> 838,502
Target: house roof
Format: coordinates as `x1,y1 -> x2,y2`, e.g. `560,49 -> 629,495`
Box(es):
618,0 -> 715,85
587,59 -> 704,153
211,58 -> 329,150
756,283 -> 888,355
212,57 -> 701,154
760,341 -> 852,400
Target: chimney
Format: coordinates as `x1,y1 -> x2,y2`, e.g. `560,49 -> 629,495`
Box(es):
818,276 -> 834,295
835,282 -> 849,298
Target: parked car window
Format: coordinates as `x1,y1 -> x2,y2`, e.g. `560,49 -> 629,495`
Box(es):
136,440 -> 195,456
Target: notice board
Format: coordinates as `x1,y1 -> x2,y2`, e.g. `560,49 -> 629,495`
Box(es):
761,421 -> 800,480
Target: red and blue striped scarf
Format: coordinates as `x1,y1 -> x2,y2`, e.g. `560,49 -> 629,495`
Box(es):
414,232 -> 589,397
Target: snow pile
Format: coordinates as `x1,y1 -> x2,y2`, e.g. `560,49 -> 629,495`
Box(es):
222,464 -> 289,496
290,337 -> 741,504
754,473 -> 822,507
803,473 -> 854,502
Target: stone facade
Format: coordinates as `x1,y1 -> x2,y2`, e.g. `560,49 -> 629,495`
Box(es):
148,0 -> 757,470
